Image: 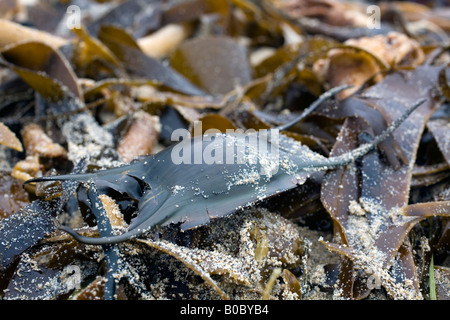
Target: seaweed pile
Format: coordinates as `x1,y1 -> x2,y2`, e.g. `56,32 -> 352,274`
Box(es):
0,0 -> 449,300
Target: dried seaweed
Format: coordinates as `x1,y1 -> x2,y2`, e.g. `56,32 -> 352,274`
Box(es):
170,36 -> 252,95
97,25 -> 206,96
0,122 -> 22,152
320,65 -> 447,299
0,199 -> 58,270
0,41 -> 82,102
